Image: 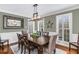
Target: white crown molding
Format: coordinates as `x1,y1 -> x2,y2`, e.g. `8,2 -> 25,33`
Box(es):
41,5 -> 79,17
0,9 -> 28,17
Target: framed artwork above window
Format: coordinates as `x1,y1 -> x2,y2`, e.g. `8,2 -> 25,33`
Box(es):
3,15 -> 24,29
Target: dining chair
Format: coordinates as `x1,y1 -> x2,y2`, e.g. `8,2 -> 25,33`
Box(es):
17,34 -> 28,54
69,33 -> 79,53
17,33 -> 22,50
21,30 -> 28,39
23,34 -> 35,54
44,35 -> 57,54
22,30 -> 28,36
17,33 -> 25,54
23,37 -> 31,54
43,32 -> 49,36
22,31 -> 37,54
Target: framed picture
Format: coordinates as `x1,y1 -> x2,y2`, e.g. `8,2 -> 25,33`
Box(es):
3,15 -> 24,29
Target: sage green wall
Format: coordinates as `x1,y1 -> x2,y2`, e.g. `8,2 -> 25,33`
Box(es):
72,9 -> 79,34
43,9 -> 79,34
44,15 -> 56,32
0,12 -> 28,33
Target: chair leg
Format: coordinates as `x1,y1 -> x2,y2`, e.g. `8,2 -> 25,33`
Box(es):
28,49 -> 30,54
1,43 -> 4,51
24,46 -> 26,54
18,43 -> 20,50
21,44 -> 23,54
77,47 -> 79,54
54,49 -> 56,54
7,40 -> 9,51
69,43 -> 71,51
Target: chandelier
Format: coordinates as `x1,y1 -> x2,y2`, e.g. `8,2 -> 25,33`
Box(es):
32,4 -> 40,20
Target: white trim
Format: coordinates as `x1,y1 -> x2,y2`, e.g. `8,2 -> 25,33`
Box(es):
56,13 -> 72,42
33,21 -> 35,32
37,19 -> 44,31
43,18 -> 44,31
41,5 -> 79,17
38,21 -> 39,31
69,13 -> 72,42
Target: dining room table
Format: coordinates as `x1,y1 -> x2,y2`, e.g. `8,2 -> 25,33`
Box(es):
26,32 -> 58,54
27,35 -> 49,54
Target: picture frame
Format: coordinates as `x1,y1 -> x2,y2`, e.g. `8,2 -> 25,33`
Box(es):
3,15 -> 24,29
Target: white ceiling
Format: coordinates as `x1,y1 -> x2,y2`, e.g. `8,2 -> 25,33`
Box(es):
0,4 -> 77,17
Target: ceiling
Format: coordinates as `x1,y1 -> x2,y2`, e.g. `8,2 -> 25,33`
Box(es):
0,4 -> 77,17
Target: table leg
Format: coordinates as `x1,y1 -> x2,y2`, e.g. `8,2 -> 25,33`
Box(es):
54,49 -> 56,54
2,43 -> 4,51
77,47 -> 79,54
69,43 -> 71,51
38,46 -> 43,54
7,40 -> 9,50
28,49 -> 30,54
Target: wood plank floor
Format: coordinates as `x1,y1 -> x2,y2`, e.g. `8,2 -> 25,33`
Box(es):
0,44 -> 77,54
56,44 -> 77,54
0,46 -> 13,54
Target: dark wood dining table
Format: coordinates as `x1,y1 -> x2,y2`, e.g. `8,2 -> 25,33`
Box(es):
22,32 -> 58,54
28,35 -> 49,54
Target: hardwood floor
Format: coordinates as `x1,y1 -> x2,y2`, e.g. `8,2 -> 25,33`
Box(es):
56,44 -> 77,54
0,44 -> 77,54
0,45 -> 13,54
